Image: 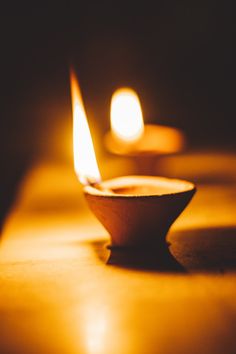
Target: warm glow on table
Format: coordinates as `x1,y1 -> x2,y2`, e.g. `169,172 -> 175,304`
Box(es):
0,153 -> 236,354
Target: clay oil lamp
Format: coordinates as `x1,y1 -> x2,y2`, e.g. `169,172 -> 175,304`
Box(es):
105,88 -> 185,175
70,72 -> 196,248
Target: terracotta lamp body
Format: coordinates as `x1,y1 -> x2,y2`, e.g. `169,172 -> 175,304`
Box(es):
84,176 -> 196,248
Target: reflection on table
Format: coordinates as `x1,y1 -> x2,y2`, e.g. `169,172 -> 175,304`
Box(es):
0,151 -> 236,354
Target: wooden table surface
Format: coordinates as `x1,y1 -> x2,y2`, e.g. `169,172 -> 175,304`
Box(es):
0,152 -> 236,354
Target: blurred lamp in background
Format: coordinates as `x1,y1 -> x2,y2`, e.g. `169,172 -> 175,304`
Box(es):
105,87 -> 185,175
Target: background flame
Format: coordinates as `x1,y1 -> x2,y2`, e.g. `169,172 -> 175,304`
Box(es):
110,88 -> 144,142
70,70 -> 101,185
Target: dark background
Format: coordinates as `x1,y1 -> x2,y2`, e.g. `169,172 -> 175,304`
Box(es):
0,1 -> 234,223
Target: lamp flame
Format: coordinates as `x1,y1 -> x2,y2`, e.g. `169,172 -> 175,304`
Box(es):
110,88 -> 144,142
70,70 -> 101,185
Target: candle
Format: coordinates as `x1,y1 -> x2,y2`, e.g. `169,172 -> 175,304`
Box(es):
70,71 -> 196,248
105,88 -> 185,175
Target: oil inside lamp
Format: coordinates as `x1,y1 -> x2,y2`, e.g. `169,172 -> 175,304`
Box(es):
70,71 -> 196,248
